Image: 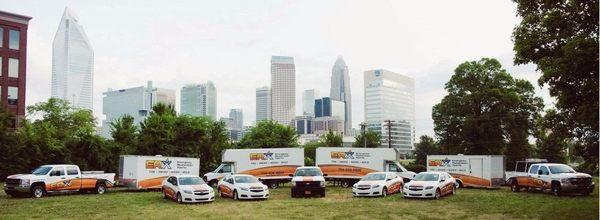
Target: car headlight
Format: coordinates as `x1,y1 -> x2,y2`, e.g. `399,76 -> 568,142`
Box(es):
404,185 -> 409,189
425,186 -> 434,190
240,187 -> 249,191
372,184 -> 380,189
320,181 -> 326,187
291,181 -> 296,187
21,179 -> 30,186
183,190 -> 193,194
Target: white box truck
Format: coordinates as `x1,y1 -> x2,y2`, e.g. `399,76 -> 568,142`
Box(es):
315,147 -> 416,187
427,155 -> 505,188
203,148 -> 304,188
118,155 -> 200,189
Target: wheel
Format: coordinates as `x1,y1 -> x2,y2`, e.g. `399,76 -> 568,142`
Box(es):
95,183 -> 106,194
233,190 -> 239,200
209,180 -> 218,187
450,185 -> 456,195
31,185 -> 45,198
456,180 -> 463,188
341,181 -> 351,188
434,189 -> 441,199
510,181 -> 521,192
382,187 -> 388,197
268,182 -> 279,189
176,193 -> 183,203
552,183 -> 562,196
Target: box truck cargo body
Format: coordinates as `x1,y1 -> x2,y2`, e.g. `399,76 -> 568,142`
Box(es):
118,155 -> 200,189
204,148 -> 304,188
315,147 -> 415,187
427,155 -> 505,188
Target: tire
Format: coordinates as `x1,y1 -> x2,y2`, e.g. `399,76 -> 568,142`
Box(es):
456,180 -> 463,189
233,190 -> 239,200
162,188 -> 168,199
176,193 -> 183,204
510,181 -> 520,192
434,189 -> 441,199
217,188 -> 223,197
268,182 -> 279,189
209,180 -> 218,187
552,183 -> 562,197
95,183 -> 107,194
341,181 -> 351,188
450,185 -> 456,195
382,187 -> 387,197
31,185 -> 45,198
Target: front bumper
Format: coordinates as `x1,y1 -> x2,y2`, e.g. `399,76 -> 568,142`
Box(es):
403,188 -> 437,198
238,189 -> 270,200
291,186 -> 325,196
561,182 -> 595,193
181,191 -> 215,203
4,184 -> 30,194
352,187 -> 382,197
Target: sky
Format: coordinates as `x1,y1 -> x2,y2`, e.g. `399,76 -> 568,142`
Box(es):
2,0 -> 553,138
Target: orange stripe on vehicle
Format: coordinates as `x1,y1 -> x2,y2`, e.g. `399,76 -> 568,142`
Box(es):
240,165 -> 300,178
318,164 -> 378,177
449,173 -> 492,187
138,176 -> 168,189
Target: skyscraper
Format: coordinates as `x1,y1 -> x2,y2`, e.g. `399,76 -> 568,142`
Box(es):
330,56 -> 352,134
229,108 -> 243,131
101,81 -> 176,138
364,69 -> 415,154
51,8 -> 93,110
302,89 -> 319,116
180,81 -> 217,119
255,86 -> 270,122
0,10 -> 31,128
270,56 -> 295,125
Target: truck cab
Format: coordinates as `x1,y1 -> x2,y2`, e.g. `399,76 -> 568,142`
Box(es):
204,162 -> 235,186
385,160 -> 416,183
507,163 -> 594,196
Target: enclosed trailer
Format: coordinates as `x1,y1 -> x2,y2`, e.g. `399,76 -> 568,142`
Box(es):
427,155 -> 505,188
118,155 -> 200,189
203,148 -> 304,188
315,147 -> 415,187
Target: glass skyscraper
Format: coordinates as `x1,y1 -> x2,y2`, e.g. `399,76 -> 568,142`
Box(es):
330,56 -> 352,135
255,86 -> 270,122
180,81 -> 217,119
270,56 -> 295,125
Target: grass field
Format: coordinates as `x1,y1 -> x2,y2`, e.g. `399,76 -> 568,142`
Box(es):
1,179 -> 598,220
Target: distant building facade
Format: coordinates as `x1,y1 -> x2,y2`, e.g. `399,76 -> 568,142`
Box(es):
330,56 -> 352,135
302,89 -> 319,117
270,56 -> 295,125
180,81 -> 216,119
314,97 -> 345,120
312,116 -> 344,135
255,86 -> 270,122
293,115 -> 313,135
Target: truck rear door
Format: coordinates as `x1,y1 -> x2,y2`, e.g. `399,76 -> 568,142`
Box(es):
65,166 -> 82,190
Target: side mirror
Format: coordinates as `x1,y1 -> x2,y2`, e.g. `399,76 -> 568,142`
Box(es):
288,174 -> 293,177
386,178 -> 392,181
538,170 -> 543,175
440,179 -> 445,182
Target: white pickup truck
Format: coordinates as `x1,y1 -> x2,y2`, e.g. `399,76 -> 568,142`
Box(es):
4,164 -> 115,198
505,160 -> 594,196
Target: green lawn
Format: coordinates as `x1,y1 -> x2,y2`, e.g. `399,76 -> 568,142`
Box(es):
1,179 -> 598,220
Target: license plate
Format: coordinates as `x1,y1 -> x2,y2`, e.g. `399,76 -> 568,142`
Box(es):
304,190 -> 311,195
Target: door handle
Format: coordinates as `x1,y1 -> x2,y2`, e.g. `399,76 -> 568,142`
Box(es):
61,177 -> 66,179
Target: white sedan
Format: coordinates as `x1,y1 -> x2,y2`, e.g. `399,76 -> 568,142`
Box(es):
218,174 -> 269,200
403,172 -> 457,199
162,175 -> 215,203
352,172 -> 404,197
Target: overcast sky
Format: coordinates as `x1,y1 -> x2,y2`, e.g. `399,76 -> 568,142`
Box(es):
3,0 -> 553,138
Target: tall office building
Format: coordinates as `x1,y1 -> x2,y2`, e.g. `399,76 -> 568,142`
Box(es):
270,56 -> 295,125
255,86 -> 270,122
330,56 -> 352,134
51,8 -> 93,110
229,108 -> 243,131
314,97 -> 345,119
302,89 -> 319,116
101,81 -> 176,138
0,10 -> 31,128
180,81 -> 217,119
364,69 -> 415,154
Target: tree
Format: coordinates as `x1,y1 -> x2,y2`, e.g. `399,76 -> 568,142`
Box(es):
352,130 -> 381,148
238,120 -> 298,148
321,130 -> 342,147
0,105 -> 22,179
110,114 -> 138,154
432,58 -> 544,167
512,0 -> 599,172
303,141 -> 324,166
534,109 -> 569,163
413,135 -> 439,166
138,103 -> 178,156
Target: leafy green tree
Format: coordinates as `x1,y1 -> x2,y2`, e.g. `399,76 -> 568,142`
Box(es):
238,120 -> 298,148
432,58 -> 543,167
534,109 -> 569,163
110,114 -> 138,154
303,141 -> 325,166
321,130 -> 343,147
352,130 -> 381,148
413,135 -> 439,166
512,0 -> 598,172
138,103 -> 178,156
0,105 -> 22,179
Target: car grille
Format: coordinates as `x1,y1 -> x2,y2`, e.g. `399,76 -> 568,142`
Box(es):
570,178 -> 592,185
250,189 -> 264,192
5,179 -> 20,185
194,190 -> 209,195
409,186 -> 423,191
409,194 -> 422,196
296,181 -> 320,187
357,185 -> 371,190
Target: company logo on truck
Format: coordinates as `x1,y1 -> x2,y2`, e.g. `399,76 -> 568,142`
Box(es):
250,151 -> 289,160
145,159 -> 173,169
331,150 -> 371,160
428,158 -> 465,167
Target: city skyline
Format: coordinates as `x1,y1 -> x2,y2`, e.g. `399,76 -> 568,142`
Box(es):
4,0 -> 552,138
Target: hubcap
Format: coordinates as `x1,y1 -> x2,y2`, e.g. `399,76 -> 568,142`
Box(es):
34,188 -> 43,198
98,186 -> 105,194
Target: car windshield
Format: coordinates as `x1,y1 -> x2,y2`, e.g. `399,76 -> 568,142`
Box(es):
548,165 -> 576,174
31,166 -> 52,175
362,173 -> 386,181
295,168 -> 322,177
178,177 -> 205,185
412,173 -> 439,181
234,176 -> 260,183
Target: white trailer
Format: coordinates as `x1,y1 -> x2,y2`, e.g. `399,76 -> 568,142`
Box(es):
118,155 -> 200,189
204,148 -> 304,188
315,147 -> 415,187
427,155 -> 505,188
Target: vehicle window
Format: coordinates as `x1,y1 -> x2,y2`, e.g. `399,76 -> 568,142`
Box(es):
66,167 -> 79,175
168,177 -> 176,185
412,173 -> 439,181
362,173 -> 386,181
50,168 -> 65,176
388,164 -> 399,172
548,165 -> 576,174
227,178 -> 234,184
234,176 -> 260,183
295,168 -> 323,177
539,166 -> 550,175
529,165 -> 539,174
179,177 -> 205,185
220,164 -> 232,173
31,166 -> 52,175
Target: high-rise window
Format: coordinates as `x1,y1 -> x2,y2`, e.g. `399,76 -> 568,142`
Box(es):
0,57 -> 2,76
8,86 -> 18,105
0,28 -> 3,47
8,58 -> 18,78
9,29 -> 19,50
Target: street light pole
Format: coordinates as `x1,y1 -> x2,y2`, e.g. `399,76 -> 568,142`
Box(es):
360,123 -> 367,148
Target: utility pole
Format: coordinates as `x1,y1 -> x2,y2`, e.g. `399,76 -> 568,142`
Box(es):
360,122 -> 367,148
385,120 -> 392,148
